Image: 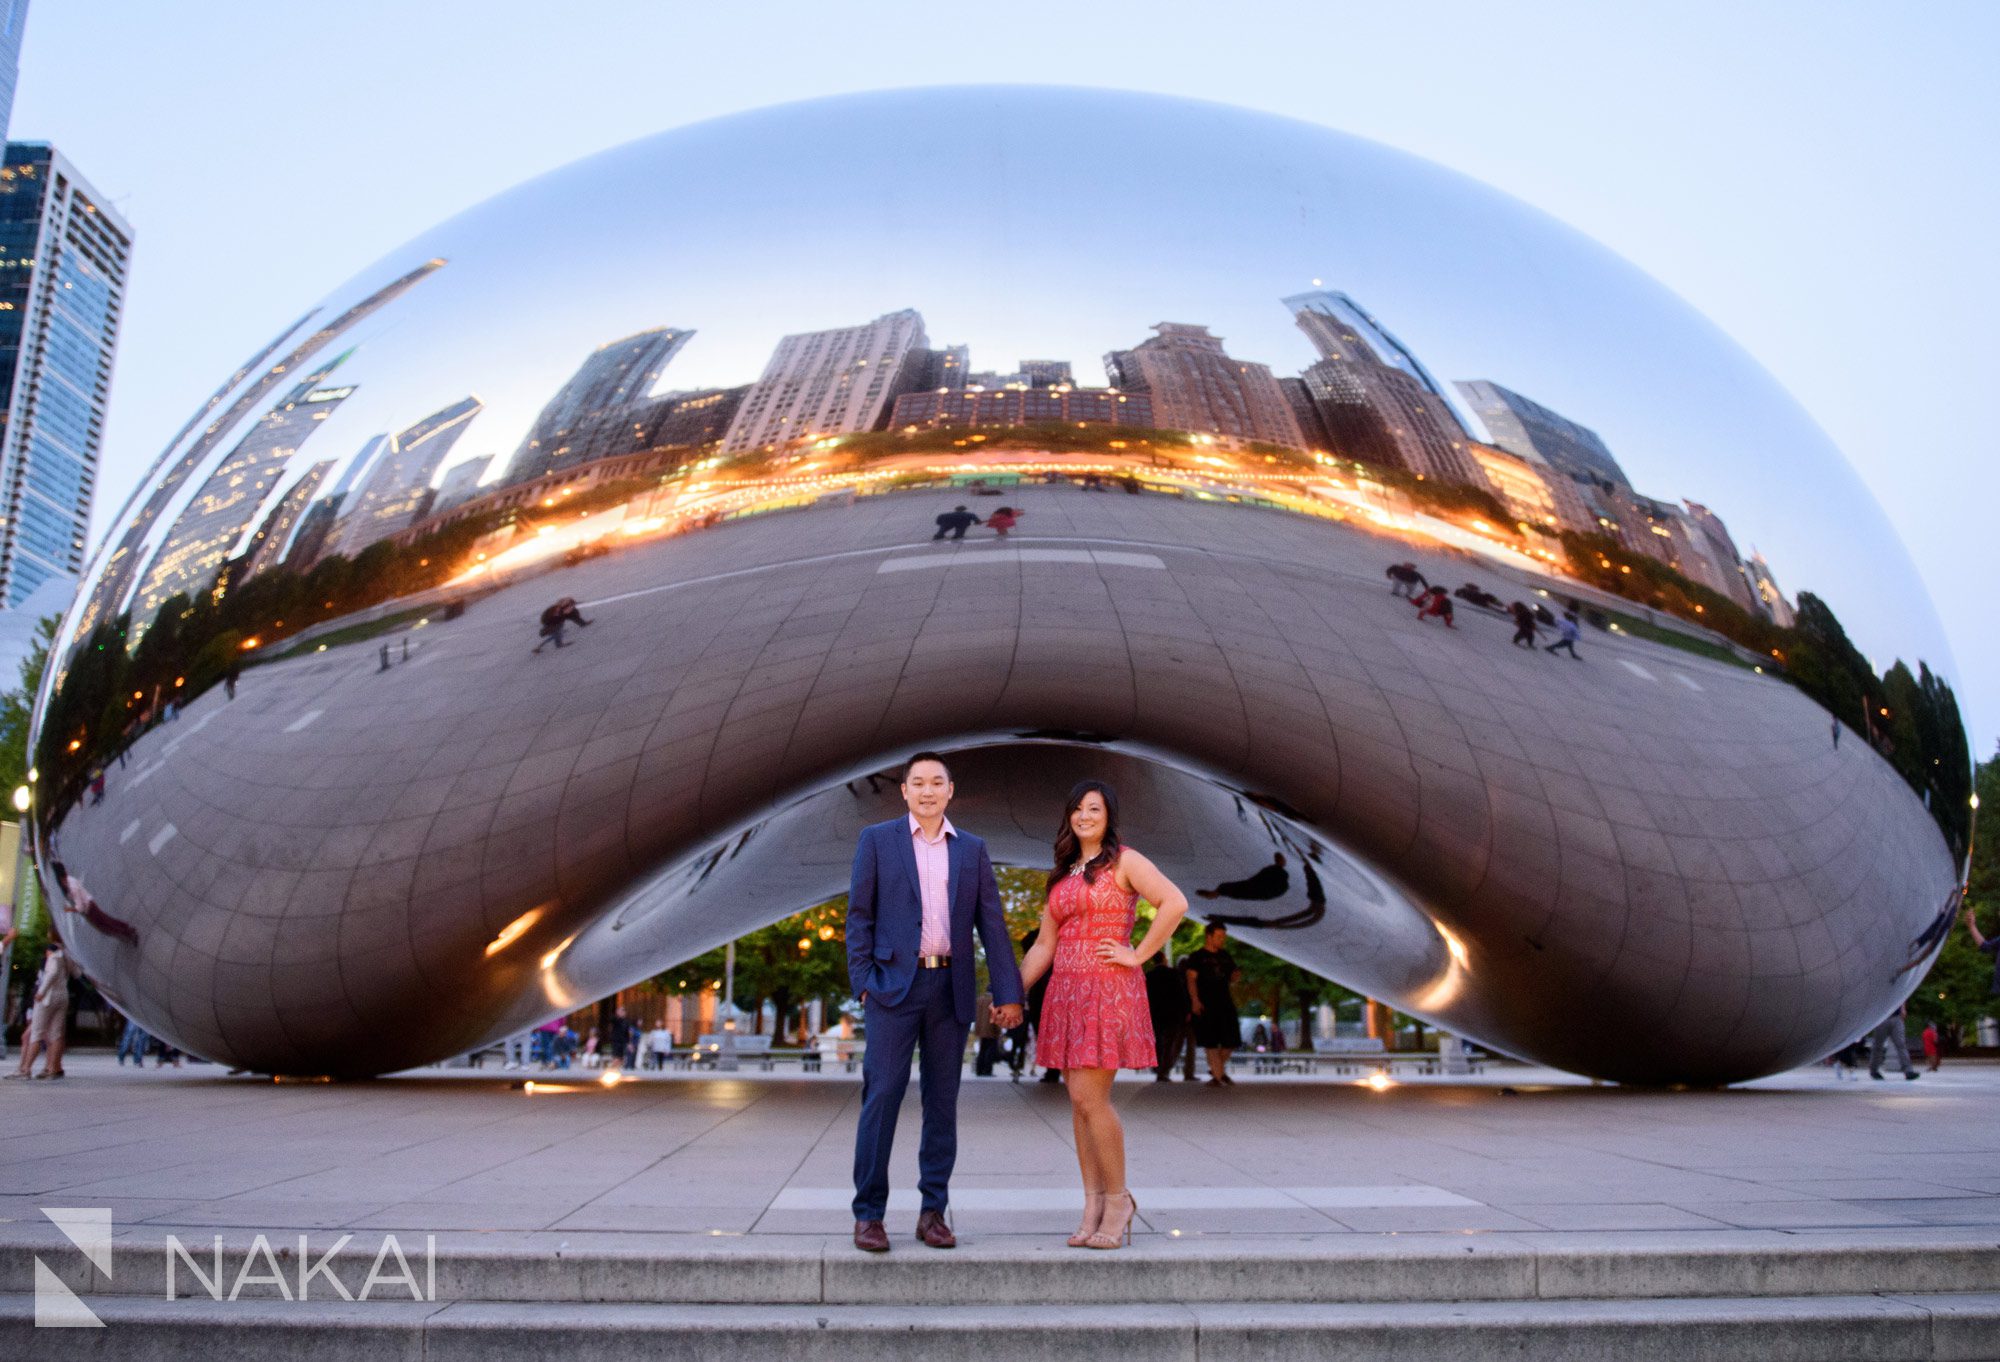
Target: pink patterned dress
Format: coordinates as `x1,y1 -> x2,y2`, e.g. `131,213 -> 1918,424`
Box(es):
1036,850 -> 1156,1071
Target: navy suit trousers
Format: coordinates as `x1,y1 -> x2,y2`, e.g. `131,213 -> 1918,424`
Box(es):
851,968 -> 966,1220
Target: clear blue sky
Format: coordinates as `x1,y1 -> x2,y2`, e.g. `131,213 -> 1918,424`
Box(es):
12,1 -> 1998,752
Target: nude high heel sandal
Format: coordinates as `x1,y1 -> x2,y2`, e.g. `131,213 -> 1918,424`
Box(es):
1067,1192 -> 1105,1247
1085,1191 -> 1136,1249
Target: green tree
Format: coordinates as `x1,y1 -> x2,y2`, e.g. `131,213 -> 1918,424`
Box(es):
0,613 -> 57,794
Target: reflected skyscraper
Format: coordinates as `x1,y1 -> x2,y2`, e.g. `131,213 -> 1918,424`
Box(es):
238,459 -> 334,583
1748,551 -> 1797,628
69,263 -> 443,640
429,455 -> 492,517
330,396 -> 482,558
504,327 -> 690,483
558,385 -> 749,470
0,143 -> 130,608
1103,323 -> 1304,450
1682,500 -> 1758,613
1286,293 -> 1485,487
1456,379 -> 1631,490
1287,291 -> 1453,401
131,365 -> 353,617
722,309 -> 930,453
1466,440 -> 1590,535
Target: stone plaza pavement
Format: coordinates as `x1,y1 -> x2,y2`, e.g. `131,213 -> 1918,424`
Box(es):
5,1055 -> 1998,1243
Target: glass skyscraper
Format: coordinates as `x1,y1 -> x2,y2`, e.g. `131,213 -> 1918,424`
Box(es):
0,1 -> 27,147
0,142 -> 131,608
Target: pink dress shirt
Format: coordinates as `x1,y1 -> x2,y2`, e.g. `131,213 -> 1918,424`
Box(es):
909,813 -> 955,956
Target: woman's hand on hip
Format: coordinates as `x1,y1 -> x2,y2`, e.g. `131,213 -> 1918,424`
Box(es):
1095,942 -> 1140,969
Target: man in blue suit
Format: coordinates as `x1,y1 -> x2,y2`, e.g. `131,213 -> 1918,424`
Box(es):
848,751 -> 1024,1251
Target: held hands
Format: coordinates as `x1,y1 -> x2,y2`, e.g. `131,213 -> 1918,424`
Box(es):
1095,941 -> 1141,969
991,1002 -> 1024,1029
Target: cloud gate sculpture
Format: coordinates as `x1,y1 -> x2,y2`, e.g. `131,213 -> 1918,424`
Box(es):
30,88 -> 1970,1084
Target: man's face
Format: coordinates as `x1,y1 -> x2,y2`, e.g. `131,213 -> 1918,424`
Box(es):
902,760 -> 953,821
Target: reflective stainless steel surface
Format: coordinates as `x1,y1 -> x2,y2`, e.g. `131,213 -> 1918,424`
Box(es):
31,88 -> 1971,1083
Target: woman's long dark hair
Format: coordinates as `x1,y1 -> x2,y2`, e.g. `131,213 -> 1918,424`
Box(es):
1046,780 -> 1122,902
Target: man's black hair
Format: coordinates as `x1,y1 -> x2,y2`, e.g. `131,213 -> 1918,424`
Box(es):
902,751 -> 952,782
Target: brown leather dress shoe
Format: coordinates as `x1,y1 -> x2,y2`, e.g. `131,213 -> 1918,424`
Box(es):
853,1219 -> 889,1253
915,1208 -> 956,1248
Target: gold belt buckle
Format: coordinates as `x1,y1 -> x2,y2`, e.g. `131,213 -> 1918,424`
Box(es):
919,954 -> 951,969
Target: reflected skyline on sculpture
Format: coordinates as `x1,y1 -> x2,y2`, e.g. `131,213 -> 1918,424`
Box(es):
27,88 -> 1973,1084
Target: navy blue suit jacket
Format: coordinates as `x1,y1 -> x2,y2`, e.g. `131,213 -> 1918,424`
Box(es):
846,817 -> 1024,1026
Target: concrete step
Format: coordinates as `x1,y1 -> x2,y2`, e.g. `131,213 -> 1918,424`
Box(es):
5,1292 -> 2000,1361
6,1229 -> 2000,1308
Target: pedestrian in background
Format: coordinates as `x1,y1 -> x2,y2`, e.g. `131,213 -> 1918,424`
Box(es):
1869,1004 -> 1919,1081
117,1016 -> 150,1066
1545,611 -> 1582,659
1145,953 -> 1190,1082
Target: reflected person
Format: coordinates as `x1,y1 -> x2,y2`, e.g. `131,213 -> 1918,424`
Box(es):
846,752 -> 1024,1253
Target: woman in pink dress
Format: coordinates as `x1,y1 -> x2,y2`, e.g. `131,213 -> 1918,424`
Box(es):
1019,780 -> 1188,1249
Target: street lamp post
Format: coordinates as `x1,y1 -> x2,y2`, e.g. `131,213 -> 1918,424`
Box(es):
1,784 -> 32,1057
718,938 -> 739,1072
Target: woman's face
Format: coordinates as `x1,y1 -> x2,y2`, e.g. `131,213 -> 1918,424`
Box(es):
1069,791 -> 1109,844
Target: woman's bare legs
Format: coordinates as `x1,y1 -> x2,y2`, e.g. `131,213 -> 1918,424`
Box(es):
1065,1069 -> 1107,1244
1065,1069 -> 1132,1245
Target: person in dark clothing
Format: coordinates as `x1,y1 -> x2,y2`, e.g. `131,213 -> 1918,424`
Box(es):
225,661 -> 241,700
1385,562 -> 1427,599
1509,601 -> 1539,648
1196,853 -> 1289,902
933,506 -> 981,541
604,1005 -> 633,1070
1022,925 -> 1061,1083
532,597 -> 591,652
1145,955 -> 1191,1082
1185,925 -> 1241,1086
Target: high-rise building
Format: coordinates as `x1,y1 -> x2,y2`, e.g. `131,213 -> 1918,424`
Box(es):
131,364 -> 353,616
330,396 -> 482,558
71,261 -> 443,638
924,345 -> 971,390
1681,500 -> 1758,613
0,143 -> 130,608
1017,359 -> 1072,389
1282,293 -> 1484,486
504,327 -> 691,483
1286,291 -> 1455,401
1102,323 -> 1304,449
888,386 -> 1152,431
429,455 -> 492,517
0,1 -> 27,145
722,309 -> 931,454
1466,441 -> 1590,535
1455,380 -> 1631,490
1278,376 -> 1329,452
237,459 -> 334,583
558,384 -> 749,468
1747,551 -> 1796,628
